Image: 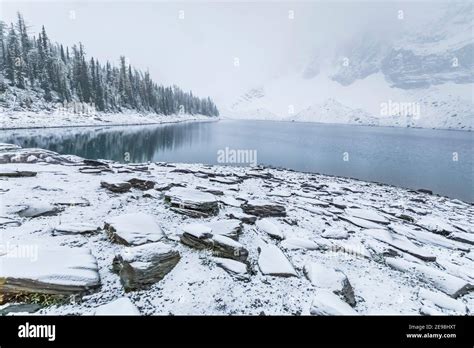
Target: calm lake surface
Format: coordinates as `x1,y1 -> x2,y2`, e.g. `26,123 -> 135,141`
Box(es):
1,120 -> 473,202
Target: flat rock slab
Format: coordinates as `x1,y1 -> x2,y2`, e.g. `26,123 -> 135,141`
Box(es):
267,190 -> 292,197
448,232 -> 474,246
17,203 -> 61,218
105,212 -> 164,246
204,219 -> 243,240
219,196 -> 244,207
101,181 -> 132,193
213,257 -> 249,280
416,216 -> 457,235
256,218 -> 285,240
390,224 -> 470,252
386,257 -> 473,298
209,176 -> 242,185
165,187 -> 219,217
94,297 -> 141,315
363,229 -> 436,262
113,242 -> 180,291
258,244 -> 297,277
127,178 -> 155,191
310,289 -> 358,315
181,223 -> 213,238
0,247 -> 100,300
418,288 -> 467,314
322,228 -> 349,240
304,262 -> 356,306
339,215 -> 383,229
0,170 -> 37,178
54,223 -> 99,235
55,197 -> 91,207
226,212 -> 257,224
280,238 -> 321,250
241,200 -> 286,217
345,208 -> 389,224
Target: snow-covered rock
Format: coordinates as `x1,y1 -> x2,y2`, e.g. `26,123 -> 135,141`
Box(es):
304,262 -> 356,306
17,203 -> 61,218
94,297 -> 140,315
363,229 -> 436,261
165,187 -> 219,218
280,237 -> 321,250
105,212 -> 165,246
0,247 -> 100,297
418,288 -> 467,314
54,223 -> 99,235
112,242 -> 180,291
310,289 -> 358,316
258,244 -> 297,277
241,200 -> 286,217
345,208 -> 389,224
213,257 -> 249,280
322,228 -> 349,240
339,215 -> 384,229
205,219 -> 242,240
256,218 -> 285,240
386,258 -> 473,298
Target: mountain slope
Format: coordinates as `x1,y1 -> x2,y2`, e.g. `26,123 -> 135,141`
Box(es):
226,3 -> 473,130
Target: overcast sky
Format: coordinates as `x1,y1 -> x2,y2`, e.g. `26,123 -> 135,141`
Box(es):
0,1 -> 450,105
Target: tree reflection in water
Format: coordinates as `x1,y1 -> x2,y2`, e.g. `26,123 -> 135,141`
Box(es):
1,122 -> 213,163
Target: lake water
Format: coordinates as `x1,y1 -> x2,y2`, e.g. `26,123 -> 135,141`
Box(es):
1,120 -> 472,202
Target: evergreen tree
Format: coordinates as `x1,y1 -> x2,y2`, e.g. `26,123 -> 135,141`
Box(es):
0,13 -> 219,116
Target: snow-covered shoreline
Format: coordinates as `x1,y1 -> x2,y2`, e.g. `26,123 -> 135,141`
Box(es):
0,144 -> 473,316
0,110 -> 218,130
221,115 -> 473,132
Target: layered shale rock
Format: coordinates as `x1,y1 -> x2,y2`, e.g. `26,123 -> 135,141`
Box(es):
204,219 -> 243,240
165,187 -> 219,218
112,242 -> 180,291
127,178 -> 155,190
100,180 -> 132,193
0,247 -> 100,302
241,200 -> 286,217
180,225 -> 248,262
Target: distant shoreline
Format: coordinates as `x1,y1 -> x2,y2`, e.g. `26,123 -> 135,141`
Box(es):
0,111 -> 218,131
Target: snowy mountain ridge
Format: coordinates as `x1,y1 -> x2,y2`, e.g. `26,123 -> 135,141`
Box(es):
226,3 -> 473,131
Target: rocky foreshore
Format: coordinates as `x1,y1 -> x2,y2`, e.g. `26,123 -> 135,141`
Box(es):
0,143 -> 473,315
